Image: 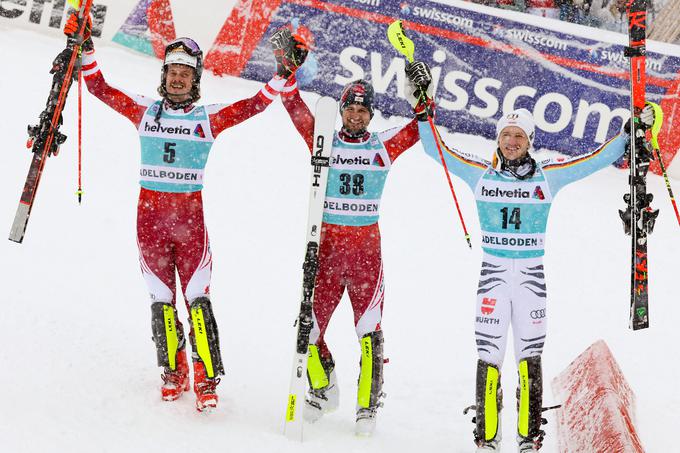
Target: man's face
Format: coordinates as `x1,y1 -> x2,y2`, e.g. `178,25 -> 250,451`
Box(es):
498,126 -> 530,161
341,104 -> 371,134
165,64 -> 195,102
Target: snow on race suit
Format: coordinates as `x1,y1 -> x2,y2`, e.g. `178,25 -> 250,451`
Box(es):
419,122 -> 627,367
281,77 -> 420,364
81,49 -> 285,316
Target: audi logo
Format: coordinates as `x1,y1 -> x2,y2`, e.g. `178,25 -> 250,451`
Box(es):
530,309 -> 546,319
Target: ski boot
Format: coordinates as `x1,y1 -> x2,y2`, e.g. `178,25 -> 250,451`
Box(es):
188,297 -> 225,412
304,346 -> 339,423
355,331 -> 385,437
151,302 -> 190,401
161,347 -> 190,401
194,360 -> 220,412
464,359 -> 503,451
516,356 -> 546,451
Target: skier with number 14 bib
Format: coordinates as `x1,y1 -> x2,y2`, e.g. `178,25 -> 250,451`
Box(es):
64,14 -> 288,412
269,26 -> 429,435
409,61 -> 658,451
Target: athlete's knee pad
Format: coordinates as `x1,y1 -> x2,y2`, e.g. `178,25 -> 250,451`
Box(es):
188,297 -> 225,378
307,345 -> 335,390
475,359 -> 503,443
517,356 -> 543,439
151,302 -> 185,370
357,330 -> 384,409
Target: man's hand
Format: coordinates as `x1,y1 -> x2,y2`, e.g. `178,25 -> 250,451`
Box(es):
269,25 -> 312,78
63,12 -> 93,51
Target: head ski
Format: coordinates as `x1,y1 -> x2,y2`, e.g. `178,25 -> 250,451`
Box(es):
283,96 -> 337,440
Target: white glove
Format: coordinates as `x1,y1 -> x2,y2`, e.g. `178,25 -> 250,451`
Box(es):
405,76 -> 434,109
639,103 -> 654,128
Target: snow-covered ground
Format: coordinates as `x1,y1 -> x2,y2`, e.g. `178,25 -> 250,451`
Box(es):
0,26 -> 678,453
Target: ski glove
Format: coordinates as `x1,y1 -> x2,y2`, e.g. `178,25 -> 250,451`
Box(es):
405,61 -> 434,120
406,61 -> 432,91
63,12 -> 93,52
269,26 -> 311,78
639,103 -> 656,128
624,103 -> 656,136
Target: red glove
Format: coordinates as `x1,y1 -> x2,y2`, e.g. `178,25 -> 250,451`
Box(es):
63,12 -> 93,50
414,97 -> 435,121
269,25 -> 314,78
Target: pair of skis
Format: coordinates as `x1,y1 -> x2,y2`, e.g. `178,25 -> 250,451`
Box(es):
9,0 -> 93,243
619,0 -> 658,331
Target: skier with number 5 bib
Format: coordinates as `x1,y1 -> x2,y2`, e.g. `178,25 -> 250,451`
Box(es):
64,14 -> 289,411
408,61 -> 658,451
269,25 -> 429,435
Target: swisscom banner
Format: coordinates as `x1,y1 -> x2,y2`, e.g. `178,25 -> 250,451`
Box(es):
204,0 -> 680,170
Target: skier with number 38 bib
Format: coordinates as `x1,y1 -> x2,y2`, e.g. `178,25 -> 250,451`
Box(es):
409,61 -> 659,451
269,26 -> 428,435
64,14 -> 289,411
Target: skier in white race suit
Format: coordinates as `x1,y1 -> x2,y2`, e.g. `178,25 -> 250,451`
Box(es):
406,60 -> 657,452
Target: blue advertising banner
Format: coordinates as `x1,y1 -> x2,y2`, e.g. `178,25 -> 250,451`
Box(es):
210,0 -> 680,163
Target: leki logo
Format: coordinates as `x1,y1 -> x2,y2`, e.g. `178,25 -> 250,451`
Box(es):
481,298 -> 497,315
533,185 -> 545,200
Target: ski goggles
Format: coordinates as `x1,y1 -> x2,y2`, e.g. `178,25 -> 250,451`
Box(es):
165,37 -> 202,57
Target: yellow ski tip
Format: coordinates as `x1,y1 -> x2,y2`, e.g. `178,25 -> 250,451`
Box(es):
387,19 -> 415,63
646,101 -> 664,150
67,0 -> 81,8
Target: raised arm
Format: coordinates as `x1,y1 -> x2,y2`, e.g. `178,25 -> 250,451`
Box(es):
208,76 -> 287,138
419,121 -> 488,190
542,133 -> 627,195
544,106 -> 659,195
281,76 -> 315,153
81,50 -> 153,127
377,119 -> 420,162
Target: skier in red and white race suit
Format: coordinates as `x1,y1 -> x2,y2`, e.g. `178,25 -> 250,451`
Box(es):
65,14 -> 287,412
269,27 -> 431,435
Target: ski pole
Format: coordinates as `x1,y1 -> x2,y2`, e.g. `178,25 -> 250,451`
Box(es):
77,67 -> 83,204
387,20 -> 472,249
646,101 -> 680,227
653,147 -> 680,227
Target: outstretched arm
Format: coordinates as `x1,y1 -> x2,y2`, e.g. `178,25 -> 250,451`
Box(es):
419,121 -> 488,190
280,76 -> 315,153
379,118 -> 420,163
209,76 -> 287,137
81,50 -> 153,126
542,133 -> 627,195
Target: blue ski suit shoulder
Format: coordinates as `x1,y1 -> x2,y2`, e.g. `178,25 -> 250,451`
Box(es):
418,121 -> 628,258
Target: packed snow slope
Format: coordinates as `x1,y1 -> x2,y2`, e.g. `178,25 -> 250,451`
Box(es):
1,27 -> 678,453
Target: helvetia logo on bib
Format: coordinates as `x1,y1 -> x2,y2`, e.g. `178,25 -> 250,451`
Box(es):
194,124 -> 206,138
372,153 -> 385,167
400,2 -> 411,14
533,186 -> 545,200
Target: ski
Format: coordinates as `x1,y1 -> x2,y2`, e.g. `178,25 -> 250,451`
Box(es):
283,96 -> 337,441
9,0 -> 94,243
619,0 -> 658,330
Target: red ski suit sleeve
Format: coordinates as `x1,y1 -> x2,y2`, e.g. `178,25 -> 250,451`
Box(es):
81,50 -> 285,136
280,77 -> 420,161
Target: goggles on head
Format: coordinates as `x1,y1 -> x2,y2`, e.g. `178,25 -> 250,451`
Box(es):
166,37 -> 202,56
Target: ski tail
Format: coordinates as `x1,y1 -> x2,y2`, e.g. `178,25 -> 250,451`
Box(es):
9,0 -> 94,243
283,96 -> 337,441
